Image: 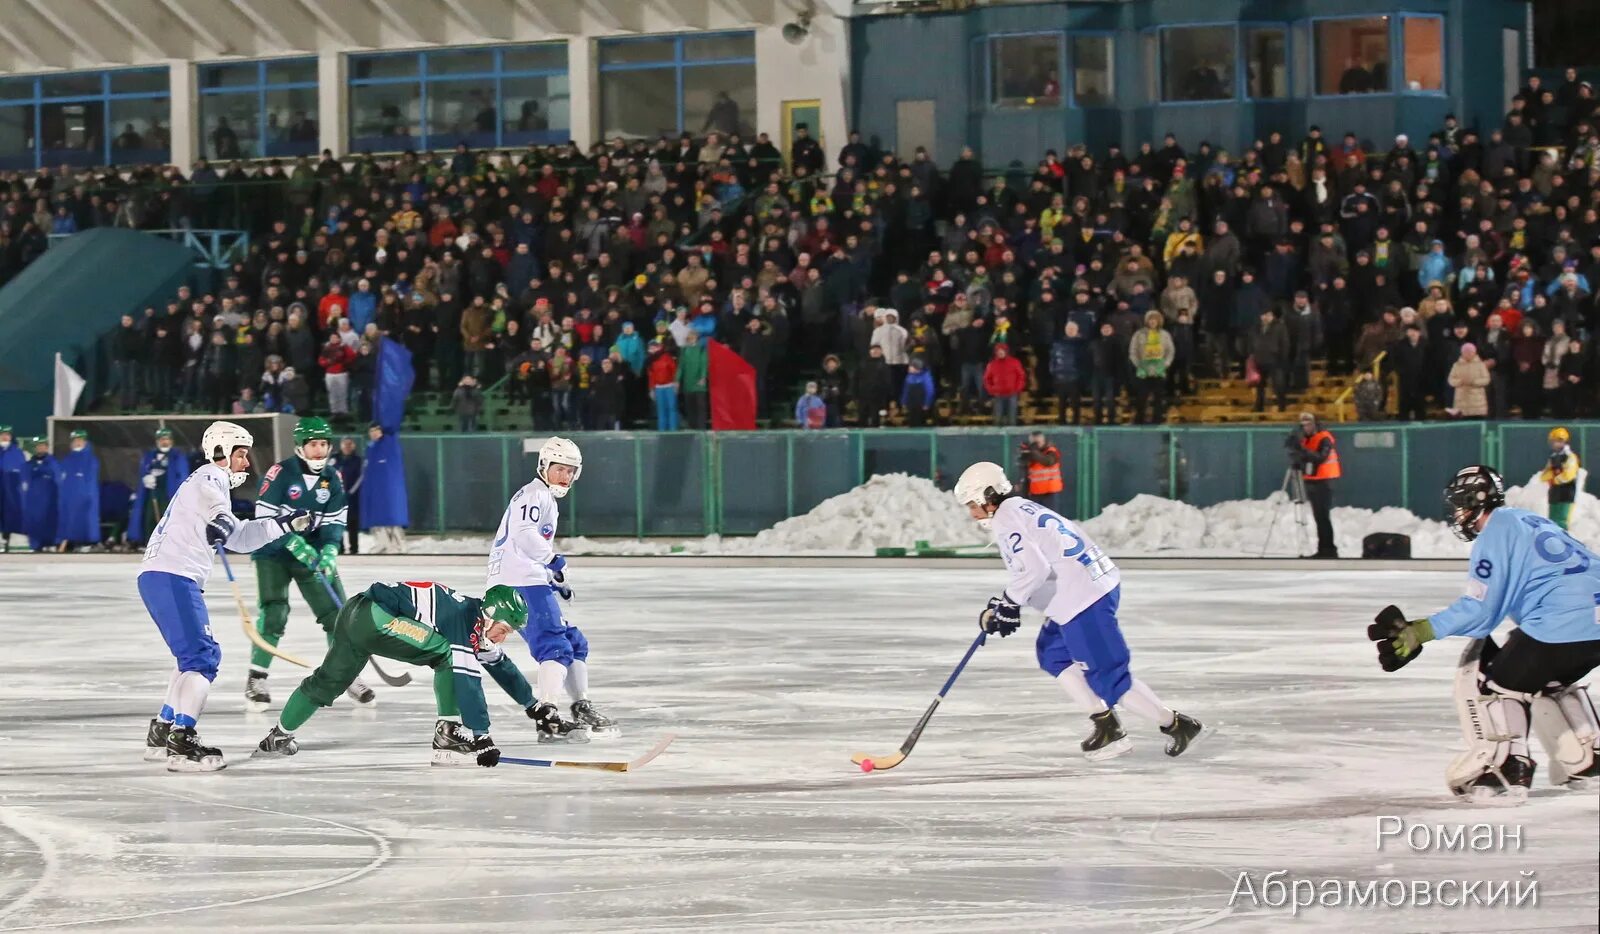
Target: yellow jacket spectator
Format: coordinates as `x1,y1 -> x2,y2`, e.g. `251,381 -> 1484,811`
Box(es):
1540,427 -> 1581,530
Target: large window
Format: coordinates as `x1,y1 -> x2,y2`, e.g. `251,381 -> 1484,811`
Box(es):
1315,17 -> 1392,95
0,68 -> 169,170
980,34 -> 1063,108
1072,35 -> 1114,107
1402,16 -> 1444,92
599,32 -> 754,139
1161,26 -> 1236,102
199,58 -> 319,160
348,43 -> 568,153
1246,27 -> 1288,99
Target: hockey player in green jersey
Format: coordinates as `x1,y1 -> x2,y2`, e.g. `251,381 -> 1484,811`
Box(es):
253,581 -> 539,766
246,416 -> 372,709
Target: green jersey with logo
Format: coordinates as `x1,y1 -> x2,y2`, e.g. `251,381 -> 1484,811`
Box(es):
252,455 -> 347,560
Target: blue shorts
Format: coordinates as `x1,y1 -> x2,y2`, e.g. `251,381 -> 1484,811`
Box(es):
514,584 -> 589,665
1035,586 -> 1131,705
139,570 -> 220,680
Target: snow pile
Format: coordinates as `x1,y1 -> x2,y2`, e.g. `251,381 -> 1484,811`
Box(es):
732,473 -> 984,553
1507,468 -> 1598,544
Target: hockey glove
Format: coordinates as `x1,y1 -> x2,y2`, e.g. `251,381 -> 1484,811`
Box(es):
282,533 -> 319,570
472,734 -> 500,768
316,544 -> 339,577
1367,605 -> 1434,672
552,580 -> 573,601
546,554 -> 567,583
275,509 -> 321,535
979,595 -> 1022,637
142,472 -> 158,490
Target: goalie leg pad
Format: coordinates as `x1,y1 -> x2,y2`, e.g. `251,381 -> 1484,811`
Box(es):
1531,684 -> 1600,787
1445,640 -> 1533,803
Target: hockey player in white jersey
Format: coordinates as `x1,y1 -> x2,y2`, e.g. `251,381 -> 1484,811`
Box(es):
138,421 -> 319,771
955,462 -> 1202,760
486,437 -> 617,743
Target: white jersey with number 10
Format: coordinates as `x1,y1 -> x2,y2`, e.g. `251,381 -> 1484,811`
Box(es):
486,478 -> 560,587
990,496 -> 1120,622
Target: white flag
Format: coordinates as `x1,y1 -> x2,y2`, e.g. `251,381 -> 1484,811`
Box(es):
54,352 -> 86,418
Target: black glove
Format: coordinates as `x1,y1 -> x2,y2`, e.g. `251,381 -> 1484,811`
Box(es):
274,509 -> 320,535
1366,604 -> 1433,672
552,581 -> 573,601
473,734 -> 500,767
979,595 -> 1022,637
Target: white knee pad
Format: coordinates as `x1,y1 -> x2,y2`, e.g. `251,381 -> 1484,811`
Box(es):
1531,683 -> 1600,786
1444,640 -> 1530,800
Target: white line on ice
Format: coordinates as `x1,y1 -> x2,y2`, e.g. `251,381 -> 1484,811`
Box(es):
0,807 -> 61,923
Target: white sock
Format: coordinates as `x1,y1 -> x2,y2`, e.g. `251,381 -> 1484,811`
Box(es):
160,668 -> 181,720
1055,665 -> 1108,712
565,660 -> 589,702
172,671 -> 212,729
537,660 -> 568,706
1117,678 -> 1176,728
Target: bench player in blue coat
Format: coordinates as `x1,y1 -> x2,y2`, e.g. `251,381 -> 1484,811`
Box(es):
1369,465 -> 1600,802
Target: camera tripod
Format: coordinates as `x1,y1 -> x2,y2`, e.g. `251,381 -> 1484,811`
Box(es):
1260,466 -> 1312,558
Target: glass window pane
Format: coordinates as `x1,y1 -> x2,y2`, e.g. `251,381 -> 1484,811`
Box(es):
0,104 -> 33,170
1072,35 -> 1113,106
1315,17 -> 1391,95
989,35 -> 1061,108
600,39 -> 677,67
600,67 -> 678,139
425,48 -> 494,76
1161,26 -> 1235,102
201,91 -> 260,159
265,58 -> 318,86
0,77 -> 34,101
41,100 -> 104,166
200,63 -> 257,90
501,73 -> 569,145
41,73 -> 104,98
426,81 -> 497,148
1403,17 -> 1443,92
349,82 -> 421,150
683,33 -> 754,62
351,54 -> 419,81
1246,28 -> 1287,99
110,97 -> 169,164
111,69 -> 168,94
265,87 -> 319,156
502,43 -> 566,73
683,63 -> 754,137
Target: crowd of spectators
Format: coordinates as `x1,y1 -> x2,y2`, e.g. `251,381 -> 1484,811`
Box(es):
6,68 -> 1599,429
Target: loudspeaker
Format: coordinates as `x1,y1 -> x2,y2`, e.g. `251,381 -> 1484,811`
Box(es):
1362,532 -> 1412,559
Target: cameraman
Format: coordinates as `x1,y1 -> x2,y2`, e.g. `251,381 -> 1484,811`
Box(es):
1019,431 -> 1064,514
1286,411 -> 1340,558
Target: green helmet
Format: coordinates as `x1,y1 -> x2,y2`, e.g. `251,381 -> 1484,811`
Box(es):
479,585 -> 528,632
69,429 -> 88,441
294,416 -> 333,445
155,427 -> 173,440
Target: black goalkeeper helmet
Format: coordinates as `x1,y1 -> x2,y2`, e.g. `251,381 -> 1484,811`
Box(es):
1444,465 -> 1505,542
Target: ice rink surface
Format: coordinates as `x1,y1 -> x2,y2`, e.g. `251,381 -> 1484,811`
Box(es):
0,558 -> 1596,933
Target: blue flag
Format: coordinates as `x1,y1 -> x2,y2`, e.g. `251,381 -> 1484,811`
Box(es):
373,337 -> 414,433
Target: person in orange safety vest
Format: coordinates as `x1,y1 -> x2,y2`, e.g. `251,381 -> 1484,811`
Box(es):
1020,431 -> 1065,515
1289,411 -> 1341,558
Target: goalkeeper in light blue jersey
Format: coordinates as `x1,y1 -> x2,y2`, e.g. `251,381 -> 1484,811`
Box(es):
1368,465 -> 1600,802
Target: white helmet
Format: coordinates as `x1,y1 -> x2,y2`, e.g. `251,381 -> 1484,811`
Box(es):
201,420 -> 254,489
954,461 -> 1012,530
537,436 -> 582,498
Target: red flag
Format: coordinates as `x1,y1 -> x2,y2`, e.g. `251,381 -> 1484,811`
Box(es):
707,338 -> 757,431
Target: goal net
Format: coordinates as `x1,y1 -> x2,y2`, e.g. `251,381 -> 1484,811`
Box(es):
48,413 -> 297,494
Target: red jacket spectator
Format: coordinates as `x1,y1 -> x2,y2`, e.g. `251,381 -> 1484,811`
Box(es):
646,348 -> 678,389
983,348 -> 1027,398
429,216 -> 459,249
317,288 -> 348,329
318,339 -> 355,374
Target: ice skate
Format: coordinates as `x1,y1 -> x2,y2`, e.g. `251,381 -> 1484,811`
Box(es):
253,725 -> 299,758
344,678 -> 375,705
244,672 -> 271,712
165,726 -> 226,772
570,700 -> 619,738
1080,709 -> 1132,761
143,718 -> 171,762
430,719 -> 477,766
530,702 -> 589,745
1458,755 -> 1535,805
1160,712 -> 1204,758
1560,758 -> 1600,790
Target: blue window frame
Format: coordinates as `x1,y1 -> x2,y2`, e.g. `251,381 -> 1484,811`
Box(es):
1310,15 -> 1394,97
1071,33 -> 1116,108
1242,24 -> 1290,100
973,32 -> 1066,110
597,32 -> 755,139
198,58 -> 319,160
1399,14 -> 1446,95
0,67 -> 169,171
1151,24 -> 1241,105
348,43 -> 569,153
